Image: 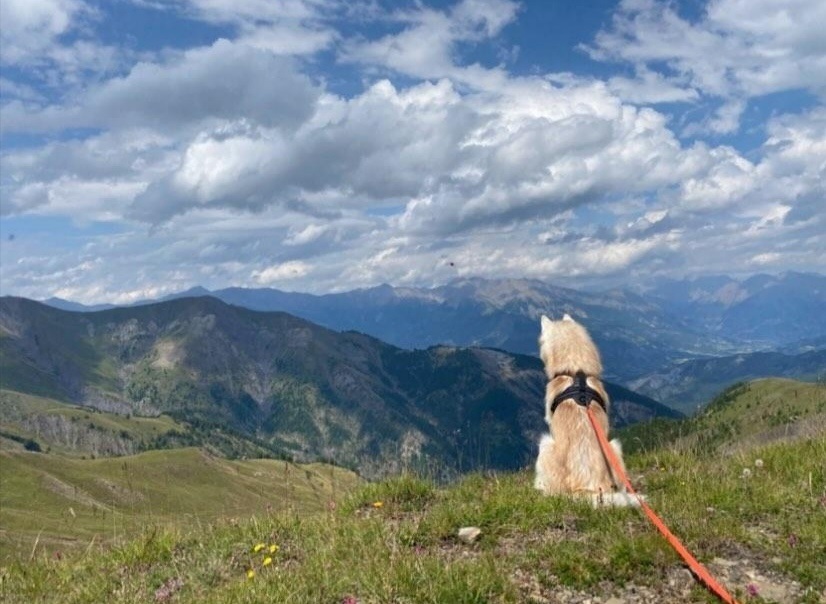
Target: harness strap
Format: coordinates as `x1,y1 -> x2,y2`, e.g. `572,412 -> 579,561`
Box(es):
550,371 -> 606,414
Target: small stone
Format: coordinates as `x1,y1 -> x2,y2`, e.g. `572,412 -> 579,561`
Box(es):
457,526 -> 481,543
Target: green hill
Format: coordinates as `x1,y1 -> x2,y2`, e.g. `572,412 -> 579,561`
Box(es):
629,350 -> 826,413
3,438 -> 823,603
618,378 -> 826,455
2,378 -> 824,602
0,447 -> 359,563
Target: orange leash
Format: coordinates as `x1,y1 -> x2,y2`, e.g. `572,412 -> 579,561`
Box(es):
585,405 -> 741,604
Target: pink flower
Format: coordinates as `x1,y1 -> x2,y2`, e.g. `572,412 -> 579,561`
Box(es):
787,533 -> 799,548
746,583 -> 759,597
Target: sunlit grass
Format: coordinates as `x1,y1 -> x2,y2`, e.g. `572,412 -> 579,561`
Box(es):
3,435 -> 824,603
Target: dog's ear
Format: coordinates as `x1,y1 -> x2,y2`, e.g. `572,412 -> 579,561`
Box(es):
540,315 -> 553,333
563,313 -> 574,322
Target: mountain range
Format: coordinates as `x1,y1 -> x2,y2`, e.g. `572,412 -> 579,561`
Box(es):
640,272 -> 826,346
43,272 -> 825,388
0,296 -> 680,477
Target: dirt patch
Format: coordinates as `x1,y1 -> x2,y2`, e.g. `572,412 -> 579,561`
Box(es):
41,474 -> 103,508
93,478 -> 146,505
151,341 -> 184,369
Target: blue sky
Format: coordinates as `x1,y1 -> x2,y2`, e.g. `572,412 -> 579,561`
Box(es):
1,0 -> 824,303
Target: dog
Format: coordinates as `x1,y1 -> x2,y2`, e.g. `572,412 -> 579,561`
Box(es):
533,314 -> 638,507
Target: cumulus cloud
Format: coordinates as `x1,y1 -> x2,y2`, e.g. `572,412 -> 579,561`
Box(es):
586,0 -> 826,131
3,39 -> 319,134
252,260 -> 312,284
110,70 -> 739,228
606,67 -> 699,104
0,0 -> 125,92
341,0 -> 518,86
0,0 -> 87,64
1,0 -> 825,302
147,0 -> 338,56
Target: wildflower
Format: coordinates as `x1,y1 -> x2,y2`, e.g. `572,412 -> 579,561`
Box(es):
372,501 -> 384,508
155,577 -> 184,602
746,583 -> 759,597
788,533 -> 799,548
263,556 -> 272,567
253,543 -> 265,553
341,597 -> 358,604
246,569 -> 255,580
741,468 -> 752,479
754,458 -> 764,468
268,544 -> 278,554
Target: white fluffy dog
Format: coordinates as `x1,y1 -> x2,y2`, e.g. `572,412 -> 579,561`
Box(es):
534,314 -> 637,507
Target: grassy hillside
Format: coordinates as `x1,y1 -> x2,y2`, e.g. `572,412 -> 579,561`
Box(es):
2,378 -> 824,602
0,390 -> 182,457
0,447 -> 359,564
3,438 -> 824,603
618,378 -> 826,455
0,389 -> 286,460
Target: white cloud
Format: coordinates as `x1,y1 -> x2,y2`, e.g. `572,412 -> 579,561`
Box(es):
0,0 -> 126,92
137,0 -> 337,55
607,67 -> 700,104
587,0 -> 826,128
2,0 -> 825,302
2,39 -> 319,134
0,0 -> 86,64
341,0 -> 518,87
239,23 -> 335,55
284,223 -> 329,246
750,252 -> 781,265
251,260 -> 312,284
170,0 -> 331,24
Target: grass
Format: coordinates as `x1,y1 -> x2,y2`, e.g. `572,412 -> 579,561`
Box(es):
618,378 -> 826,455
2,434 -> 824,603
2,378 -> 825,602
0,447 -> 360,564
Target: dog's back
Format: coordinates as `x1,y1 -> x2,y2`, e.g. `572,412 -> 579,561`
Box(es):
534,315 -> 637,507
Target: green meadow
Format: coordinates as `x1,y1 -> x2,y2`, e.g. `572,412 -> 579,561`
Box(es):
1,379 -> 824,603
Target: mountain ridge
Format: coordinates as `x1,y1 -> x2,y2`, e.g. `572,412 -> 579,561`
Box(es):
0,296 -> 680,477
37,273 -> 825,384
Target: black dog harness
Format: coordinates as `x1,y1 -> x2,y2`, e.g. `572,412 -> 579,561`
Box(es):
550,371 -> 607,415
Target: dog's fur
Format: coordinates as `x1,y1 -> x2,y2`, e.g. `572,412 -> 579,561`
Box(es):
534,314 -> 638,507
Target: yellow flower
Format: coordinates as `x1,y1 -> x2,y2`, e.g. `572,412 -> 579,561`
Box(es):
246,569 -> 255,580
372,501 -> 384,508
263,556 -> 272,566
268,544 -> 278,553
253,543 -> 265,553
